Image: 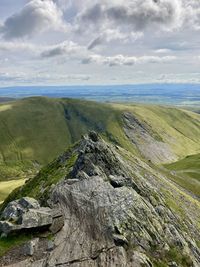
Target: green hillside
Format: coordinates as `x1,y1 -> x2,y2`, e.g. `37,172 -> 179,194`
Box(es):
0,97 -> 131,180
164,153 -> 200,197
0,98 -> 125,165
112,103 -> 200,158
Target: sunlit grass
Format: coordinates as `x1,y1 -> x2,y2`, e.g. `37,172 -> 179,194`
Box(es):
0,179 -> 26,203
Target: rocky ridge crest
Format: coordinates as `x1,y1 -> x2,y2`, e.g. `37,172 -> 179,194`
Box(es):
0,132 -> 200,267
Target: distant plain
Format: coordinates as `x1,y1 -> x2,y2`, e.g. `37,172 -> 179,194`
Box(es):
0,84 -> 200,107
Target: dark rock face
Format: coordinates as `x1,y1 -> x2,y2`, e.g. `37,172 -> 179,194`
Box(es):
0,197 -> 63,236
71,132 -> 130,179
1,132 -> 200,267
88,131 -> 100,142
1,197 -> 40,222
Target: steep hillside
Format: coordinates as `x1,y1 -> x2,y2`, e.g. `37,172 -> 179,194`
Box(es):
164,153 -> 200,197
112,103 -> 200,160
0,132 -> 200,267
0,97 -> 126,169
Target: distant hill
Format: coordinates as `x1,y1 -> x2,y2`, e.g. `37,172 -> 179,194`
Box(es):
0,97 -> 15,103
0,84 -> 200,106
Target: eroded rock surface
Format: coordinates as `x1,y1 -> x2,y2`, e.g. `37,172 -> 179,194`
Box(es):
123,112 -> 177,164
0,197 -> 63,236
44,132 -> 200,266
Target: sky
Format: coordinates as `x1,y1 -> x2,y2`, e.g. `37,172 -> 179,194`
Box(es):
0,0 -> 200,86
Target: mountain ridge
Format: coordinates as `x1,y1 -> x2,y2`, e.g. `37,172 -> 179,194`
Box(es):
0,132 -> 199,267
0,97 -> 200,203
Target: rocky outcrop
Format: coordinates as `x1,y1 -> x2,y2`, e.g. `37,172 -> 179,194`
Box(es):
0,132 -> 200,267
123,112 -> 177,164
0,197 -> 64,236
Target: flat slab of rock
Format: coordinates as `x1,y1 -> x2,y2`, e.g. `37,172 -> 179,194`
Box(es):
0,198 -> 63,236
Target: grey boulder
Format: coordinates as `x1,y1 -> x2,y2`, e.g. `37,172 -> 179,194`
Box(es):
0,197 -> 63,236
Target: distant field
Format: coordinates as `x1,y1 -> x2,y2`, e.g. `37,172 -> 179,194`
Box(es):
0,179 -> 26,203
0,84 -> 200,106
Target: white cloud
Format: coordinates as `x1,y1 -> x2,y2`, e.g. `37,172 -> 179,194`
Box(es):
77,0 -> 183,32
0,40 -> 86,60
86,1 -> 200,29
39,40 -> 176,67
0,0 -> 67,39
0,69 -> 91,85
183,0 -> 200,30
0,71 -> 28,82
154,49 -> 173,54
82,54 -> 176,66
0,40 -> 88,61
0,0 -> 200,85
0,41 -> 36,52
40,41 -> 85,58
88,29 -> 143,50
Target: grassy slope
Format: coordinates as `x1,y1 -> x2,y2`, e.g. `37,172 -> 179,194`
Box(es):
0,97 -> 136,176
0,179 -> 26,204
0,98 -> 71,165
164,153 -> 200,197
1,144 -> 79,209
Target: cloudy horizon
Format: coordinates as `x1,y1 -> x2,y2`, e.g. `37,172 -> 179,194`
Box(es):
0,0 -> 200,86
